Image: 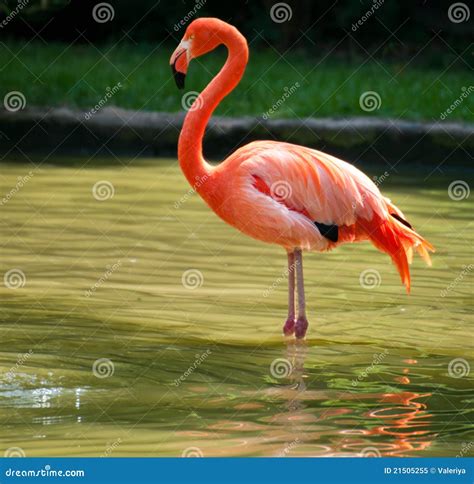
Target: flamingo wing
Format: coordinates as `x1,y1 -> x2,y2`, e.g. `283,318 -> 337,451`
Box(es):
246,142 -> 387,223
228,141 -> 387,248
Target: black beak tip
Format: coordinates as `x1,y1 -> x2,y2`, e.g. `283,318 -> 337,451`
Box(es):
171,64 -> 185,90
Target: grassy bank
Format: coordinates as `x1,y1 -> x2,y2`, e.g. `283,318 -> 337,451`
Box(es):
1,41 -> 472,122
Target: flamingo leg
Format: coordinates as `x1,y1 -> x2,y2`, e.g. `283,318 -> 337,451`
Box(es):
283,251 -> 296,335
294,248 -> 309,339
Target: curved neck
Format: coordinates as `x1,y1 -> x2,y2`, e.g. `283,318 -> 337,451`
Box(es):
178,26 -> 248,190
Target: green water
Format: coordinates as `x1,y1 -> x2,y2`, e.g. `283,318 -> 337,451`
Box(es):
0,158 -> 472,457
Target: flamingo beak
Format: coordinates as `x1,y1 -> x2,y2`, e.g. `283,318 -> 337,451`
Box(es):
170,40 -> 190,90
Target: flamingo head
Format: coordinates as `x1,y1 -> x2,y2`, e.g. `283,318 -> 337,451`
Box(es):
170,18 -> 227,89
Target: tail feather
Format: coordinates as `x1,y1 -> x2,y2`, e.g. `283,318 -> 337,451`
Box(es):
358,213 -> 435,293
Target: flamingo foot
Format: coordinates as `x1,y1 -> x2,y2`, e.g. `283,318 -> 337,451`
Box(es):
295,317 -> 309,339
283,318 -> 296,336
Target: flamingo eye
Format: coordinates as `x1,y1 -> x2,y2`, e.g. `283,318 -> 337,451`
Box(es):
189,34 -> 195,40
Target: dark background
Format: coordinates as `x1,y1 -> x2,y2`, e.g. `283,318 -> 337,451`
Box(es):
1,0 -> 472,64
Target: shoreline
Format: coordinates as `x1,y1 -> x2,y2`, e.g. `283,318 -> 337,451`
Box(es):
0,106 -> 472,165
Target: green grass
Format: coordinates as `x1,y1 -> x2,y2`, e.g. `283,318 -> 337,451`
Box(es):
1,40 -> 472,122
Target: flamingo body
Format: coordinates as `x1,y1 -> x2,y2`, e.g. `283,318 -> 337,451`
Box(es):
209,140 -> 388,251
170,18 -> 434,338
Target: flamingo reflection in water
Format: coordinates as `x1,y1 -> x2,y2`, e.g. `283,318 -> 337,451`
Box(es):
270,344 -> 435,457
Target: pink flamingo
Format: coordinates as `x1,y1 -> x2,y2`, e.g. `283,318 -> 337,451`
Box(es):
170,18 -> 434,339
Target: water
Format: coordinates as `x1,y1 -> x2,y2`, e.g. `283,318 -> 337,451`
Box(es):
0,158 -> 472,457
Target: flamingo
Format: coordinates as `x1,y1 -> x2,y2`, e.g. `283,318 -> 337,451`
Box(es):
170,18 -> 434,339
